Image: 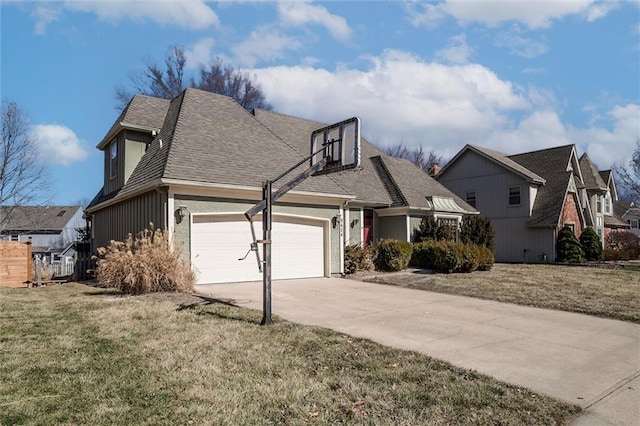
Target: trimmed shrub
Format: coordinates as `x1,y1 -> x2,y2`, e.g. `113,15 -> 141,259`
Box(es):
344,244 -> 373,274
476,246 -> 495,271
95,226 -> 196,294
460,216 -> 496,252
579,227 -> 603,261
373,239 -> 413,272
410,240 -> 439,269
556,226 -> 585,263
411,240 -> 495,273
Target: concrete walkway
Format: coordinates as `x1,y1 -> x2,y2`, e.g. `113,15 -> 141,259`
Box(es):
195,278 -> 640,425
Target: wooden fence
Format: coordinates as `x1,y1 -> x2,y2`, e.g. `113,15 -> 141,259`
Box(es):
0,239 -> 32,287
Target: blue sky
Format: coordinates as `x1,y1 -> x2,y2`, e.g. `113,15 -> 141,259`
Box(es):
2,0 -> 639,206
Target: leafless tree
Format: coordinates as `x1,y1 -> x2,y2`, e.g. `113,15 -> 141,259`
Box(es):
116,46 -> 271,112
614,140 -> 640,203
383,143 -> 444,172
1,101 -> 50,229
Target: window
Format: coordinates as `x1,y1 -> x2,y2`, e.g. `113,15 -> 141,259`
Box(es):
605,196 -> 611,214
596,196 -> 602,214
465,191 -> 476,208
109,140 -> 117,179
565,223 -> 575,233
57,210 -> 66,217
10,234 -> 19,241
630,219 -> 639,229
508,186 -> 521,206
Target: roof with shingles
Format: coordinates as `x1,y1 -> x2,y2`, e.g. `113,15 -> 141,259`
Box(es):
92,89 -> 475,214
0,206 -> 82,232
455,144 -> 546,184
107,89 -> 351,201
98,95 -> 169,148
579,153 -> 607,190
253,108 -> 475,212
508,145 -> 576,227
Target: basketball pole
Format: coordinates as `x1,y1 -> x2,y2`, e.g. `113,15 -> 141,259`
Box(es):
261,179 -> 273,326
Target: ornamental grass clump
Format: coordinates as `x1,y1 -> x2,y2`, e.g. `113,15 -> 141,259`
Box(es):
95,225 -> 196,294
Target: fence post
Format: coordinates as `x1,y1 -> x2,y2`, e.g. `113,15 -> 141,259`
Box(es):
35,255 -> 42,287
26,237 -> 33,286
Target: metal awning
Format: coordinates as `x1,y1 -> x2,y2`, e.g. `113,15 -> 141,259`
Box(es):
425,196 -> 470,214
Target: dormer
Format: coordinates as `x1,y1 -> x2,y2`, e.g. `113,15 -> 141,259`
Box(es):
96,95 -> 169,195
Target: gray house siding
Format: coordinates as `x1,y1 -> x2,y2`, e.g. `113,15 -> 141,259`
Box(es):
439,151 -> 540,262
409,215 -> 426,242
103,130 -> 154,195
172,195 -> 342,275
377,215 -> 406,241
346,208 -> 362,246
103,133 -> 124,195
92,190 -> 167,251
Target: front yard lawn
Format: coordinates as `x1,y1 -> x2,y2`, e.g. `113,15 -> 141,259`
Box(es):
366,263 -> 640,323
0,284 -> 580,425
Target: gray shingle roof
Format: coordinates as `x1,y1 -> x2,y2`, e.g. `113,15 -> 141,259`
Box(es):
374,155 -> 476,212
579,154 -> 607,190
98,95 -> 169,149
508,145 -> 575,227
118,89 -> 350,198
458,144 -> 546,184
0,206 -> 82,232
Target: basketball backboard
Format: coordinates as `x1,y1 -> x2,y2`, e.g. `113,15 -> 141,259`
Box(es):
310,117 -> 361,174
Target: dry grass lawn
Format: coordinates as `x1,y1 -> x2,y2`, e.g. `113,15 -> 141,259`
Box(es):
0,284 -> 581,425
367,263 -> 640,323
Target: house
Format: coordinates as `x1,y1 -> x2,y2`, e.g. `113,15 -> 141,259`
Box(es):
615,201 -> 640,237
437,144 -> 625,263
0,205 -> 85,263
85,88 -> 475,284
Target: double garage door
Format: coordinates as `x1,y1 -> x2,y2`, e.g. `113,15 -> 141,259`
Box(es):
191,214 -> 327,284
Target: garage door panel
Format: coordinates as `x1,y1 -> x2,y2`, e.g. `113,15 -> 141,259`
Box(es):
192,217 -> 326,284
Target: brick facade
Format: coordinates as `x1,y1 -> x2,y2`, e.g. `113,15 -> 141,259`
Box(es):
560,192 -> 582,237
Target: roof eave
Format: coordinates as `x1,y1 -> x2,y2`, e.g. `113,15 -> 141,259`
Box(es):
96,122 -> 161,149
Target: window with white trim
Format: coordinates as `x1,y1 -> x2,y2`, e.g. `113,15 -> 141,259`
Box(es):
596,196 -> 602,214
605,196 -> 611,214
109,140 -> 117,179
508,186 -> 521,206
630,219 -> 639,229
10,234 -> 19,241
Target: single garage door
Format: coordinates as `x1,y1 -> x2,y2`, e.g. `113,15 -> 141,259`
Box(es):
191,214 -> 327,284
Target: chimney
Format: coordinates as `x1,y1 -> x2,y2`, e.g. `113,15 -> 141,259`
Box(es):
427,163 -> 441,177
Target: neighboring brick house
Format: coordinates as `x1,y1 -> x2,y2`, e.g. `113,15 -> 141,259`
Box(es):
437,144 -> 624,263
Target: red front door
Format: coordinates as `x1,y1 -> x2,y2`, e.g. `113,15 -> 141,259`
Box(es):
363,209 -> 373,246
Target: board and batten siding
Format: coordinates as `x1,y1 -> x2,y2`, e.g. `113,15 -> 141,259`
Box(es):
438,150 -> 555,263
103,130 -> 155,196
346,208 -> 363,246
172,195 -> 342,275
92,190 -> 167,252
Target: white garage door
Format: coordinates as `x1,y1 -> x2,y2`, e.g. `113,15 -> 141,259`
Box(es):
191,214 -> 327,284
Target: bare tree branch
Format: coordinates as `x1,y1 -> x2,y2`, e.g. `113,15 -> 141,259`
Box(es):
382,143 -> 444,172
614,139 -> 640,203
115,46 -> 271,112
1,101 -> 51,229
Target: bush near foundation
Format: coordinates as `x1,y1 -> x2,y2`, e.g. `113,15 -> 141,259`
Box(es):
605,231 -> 640,260
94,226 -> 196,294
344,244 -> 374,274
556,226 -> 585,263
460,216 -> 496,253
373,239 -> 413,272
410,240 -> 494,273
579,227 -> 603,261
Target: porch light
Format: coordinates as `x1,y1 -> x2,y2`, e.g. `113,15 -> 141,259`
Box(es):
176,205 -> 189,224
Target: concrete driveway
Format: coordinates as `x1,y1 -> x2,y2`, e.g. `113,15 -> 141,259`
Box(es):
195,277 -> 640,425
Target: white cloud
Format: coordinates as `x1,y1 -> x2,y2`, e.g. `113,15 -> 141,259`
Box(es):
33,5 -> 60,35
250,51 -> 636,165
63,0 -> 219,30
495,25 -> 548,58
31,124 -> 88,166
410,0 -> 616,29
184,37 -> 215,68
406,2 -> 447,29
435,33 -> 473,64
252,50 -> 529,158
232,26 -> 302,67
278,1 -> 351,41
